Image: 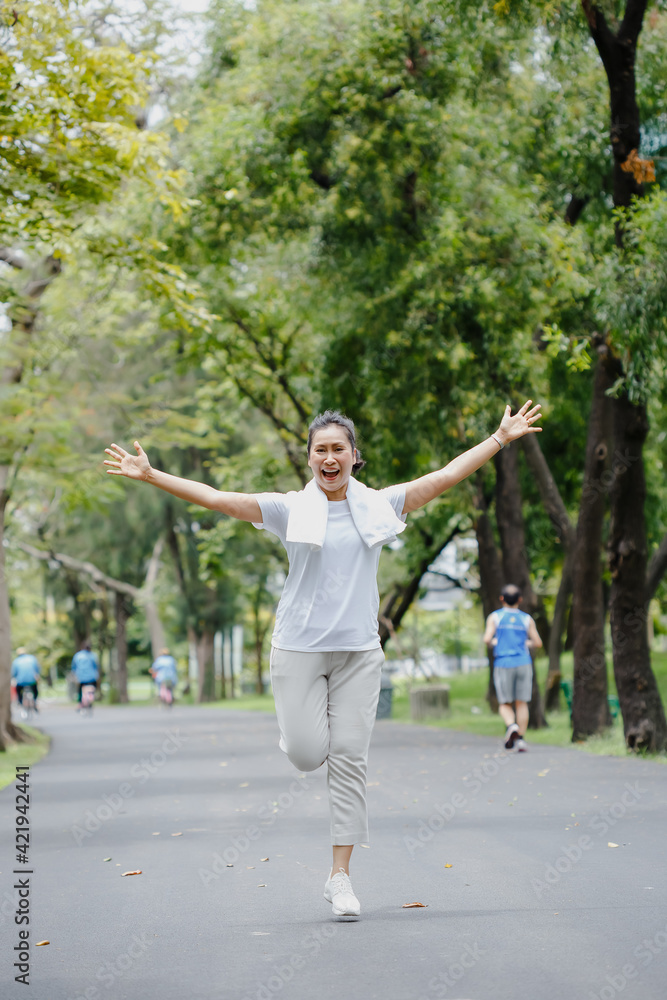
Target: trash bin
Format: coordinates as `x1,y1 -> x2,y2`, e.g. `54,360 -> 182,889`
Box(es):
376,670 -> 393,720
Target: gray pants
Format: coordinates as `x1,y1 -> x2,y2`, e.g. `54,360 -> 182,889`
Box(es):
270,646 -> 384,845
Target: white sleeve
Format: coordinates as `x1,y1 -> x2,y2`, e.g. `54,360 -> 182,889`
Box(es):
252,493 -> 290,542
379,484 -> 408,522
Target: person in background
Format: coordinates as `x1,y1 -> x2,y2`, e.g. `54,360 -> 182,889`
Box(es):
151,648 -> 178,703
484,584 -> 543,752
11,647 -> 41,714
71,642 -> 100,708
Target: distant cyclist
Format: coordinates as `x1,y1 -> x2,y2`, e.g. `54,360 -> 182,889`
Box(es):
11,647 -> 41,715
151,648 -> 178,705
71,642 -> 100,708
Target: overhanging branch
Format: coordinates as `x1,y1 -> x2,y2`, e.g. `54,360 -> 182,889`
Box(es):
15,541 -> 140,599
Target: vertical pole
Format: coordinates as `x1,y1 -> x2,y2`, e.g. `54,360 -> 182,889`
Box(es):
214,630 -> 223,699
232,625 -> 243,697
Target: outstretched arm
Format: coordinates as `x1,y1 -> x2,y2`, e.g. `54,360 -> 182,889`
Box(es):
104,442 -> 262,523
401,400 -> 542,514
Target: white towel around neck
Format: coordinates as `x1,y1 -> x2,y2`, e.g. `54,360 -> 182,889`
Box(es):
285,476 -> 407,551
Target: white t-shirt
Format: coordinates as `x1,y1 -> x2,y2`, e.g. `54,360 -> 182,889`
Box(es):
254,485 -> 407,652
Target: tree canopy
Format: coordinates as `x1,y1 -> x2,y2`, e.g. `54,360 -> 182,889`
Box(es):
3,0 -> 667,748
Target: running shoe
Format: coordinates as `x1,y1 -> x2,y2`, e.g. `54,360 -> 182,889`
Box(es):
504,723 -> 520,750
324,868 -> 360,917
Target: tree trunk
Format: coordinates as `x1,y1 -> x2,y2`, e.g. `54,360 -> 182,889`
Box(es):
252,581 -> 271,694
571,350 -> 614,739
521,433 -> 576,710
0,253 -> 63,748
582,1 -> 666,750
473,481 -> 504,713
608,396 -> 667,751
196,629 -> 216,703
64,570 -> 92,650
545,559 -> 572,711
494,445 -> 547,728
143,537 -> 167,658
0,470 -> 30,749
97,589 -> 110,697
646,532 -> 667,602
581,1 -> 649,240
115,592 -> 130,704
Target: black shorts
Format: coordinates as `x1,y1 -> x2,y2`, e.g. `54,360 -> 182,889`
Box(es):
16,683 -> 38,704
77,680 -> 98,702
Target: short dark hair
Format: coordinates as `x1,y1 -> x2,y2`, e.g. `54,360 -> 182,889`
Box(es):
307,410 -> 366,473
501,584 -> 521,606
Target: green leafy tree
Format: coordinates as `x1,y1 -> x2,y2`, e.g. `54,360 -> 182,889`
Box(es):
0,0 -> 212,746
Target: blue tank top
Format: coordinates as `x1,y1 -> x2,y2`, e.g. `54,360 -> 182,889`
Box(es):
492,608 -> 532,668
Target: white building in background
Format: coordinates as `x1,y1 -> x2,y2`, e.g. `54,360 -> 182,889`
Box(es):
388,536 -> 488,680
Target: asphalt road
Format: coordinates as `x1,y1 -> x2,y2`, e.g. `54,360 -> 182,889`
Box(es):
1,701 -> 666,1000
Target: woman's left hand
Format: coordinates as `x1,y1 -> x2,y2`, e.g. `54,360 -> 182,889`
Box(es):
496,400 -> 542,445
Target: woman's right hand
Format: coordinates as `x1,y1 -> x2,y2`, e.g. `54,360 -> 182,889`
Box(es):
104,441 -> 151,481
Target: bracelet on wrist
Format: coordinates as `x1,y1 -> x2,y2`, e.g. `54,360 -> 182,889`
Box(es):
491,434 -> 504,450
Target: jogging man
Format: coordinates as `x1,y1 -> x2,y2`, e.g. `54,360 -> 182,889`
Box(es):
484,584 -> 542,751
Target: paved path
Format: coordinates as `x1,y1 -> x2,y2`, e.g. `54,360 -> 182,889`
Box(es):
1,702 -> 666,1000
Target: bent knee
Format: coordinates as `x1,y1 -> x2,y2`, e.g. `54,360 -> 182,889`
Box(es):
285,744 -> 327,773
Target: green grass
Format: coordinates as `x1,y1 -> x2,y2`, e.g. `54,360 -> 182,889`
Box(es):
0,725 -> 51,791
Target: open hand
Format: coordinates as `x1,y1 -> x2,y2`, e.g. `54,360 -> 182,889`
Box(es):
497,400 -> 542,444
104,441 -> 151,481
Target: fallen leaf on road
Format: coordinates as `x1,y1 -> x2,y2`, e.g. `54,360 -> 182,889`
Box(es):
103,858 -> 111,862
172,832 -> 183,837
359,844 -> 370,849
152,832 -> 160,836
121,871 -> 142,877
538,769 -> 550,777
239,782 -> 249,788
444,864 -> 453,868
257,884 -> 267,887
247,866 -> 255,870
226,864 -> 233,868
36,941 -> 49,946
608,842 -> 619,848
402,902 -> 427,908
260,858 -> 269,862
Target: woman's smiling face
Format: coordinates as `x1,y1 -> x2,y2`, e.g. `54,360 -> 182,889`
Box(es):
307,425 -> 356,499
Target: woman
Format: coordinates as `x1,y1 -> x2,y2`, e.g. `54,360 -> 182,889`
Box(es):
104,399 -> 541,916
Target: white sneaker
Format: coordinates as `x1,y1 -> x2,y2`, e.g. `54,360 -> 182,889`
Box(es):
324,868 -> 360,916
504,723 -> 520,750
516,738 -> 528,752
